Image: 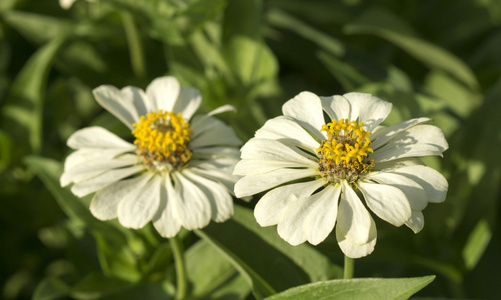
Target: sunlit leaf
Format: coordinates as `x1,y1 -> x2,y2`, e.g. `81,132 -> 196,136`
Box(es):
32,277 -> 69,300
264,276 -> 435,300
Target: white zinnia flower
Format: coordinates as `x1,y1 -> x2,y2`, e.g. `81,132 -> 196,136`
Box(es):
61,76 -> 241,237
234,92 -> 448,258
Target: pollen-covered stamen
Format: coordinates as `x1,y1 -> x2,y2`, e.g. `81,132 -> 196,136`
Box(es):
317,119 -> 374,183
132,110 -> 193,172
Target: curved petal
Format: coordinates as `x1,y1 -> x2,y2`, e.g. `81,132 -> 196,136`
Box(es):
182,169 -> 233,223
358,181 -> 412,226
61,154 -> 138,187
63,147 -> 134,171
304,184 -> 342,245
70,165 -> 145,197
190,116 -> 241,148
90,173 -> 151,220
277,187 -> 334,246
320,95 -> 350,121
67,126 -> 135,150
343,92 -> 392,132
234,168 -> 318,198
254,179 -> 326,226
93,85 -> 148,129
146,76 -> 180,112
173,86 -> 202,120
234,159 -> 312,176
405,210 -> 425,233
153,176 -> 182,238
337,215 -> 377,259
370,117 -> 431,150
171,172 -> 212,230
336,181 -> 372,245
370,125 -> 449,162
208,104 -> 236,116
282,91 -> 325,140
391,165 -> 448,203
118,175 -> 161,229
254,116 -> 320,151
240,139 -> 318,168
371,157 -> 423,172
364,171 -> 427,210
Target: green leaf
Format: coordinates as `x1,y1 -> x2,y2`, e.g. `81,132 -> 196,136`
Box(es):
186,239 -> 251,299
196,206 -> 339,299
32,277 -> 70,300
3,37 -> 66,153
2,11 -> 74,45
462,219 -> 492,270
344,8 -> 479,91
264,276 -> 435,300
70,273 -> 130,299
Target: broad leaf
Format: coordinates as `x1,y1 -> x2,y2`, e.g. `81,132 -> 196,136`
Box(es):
264,276 -> 435,300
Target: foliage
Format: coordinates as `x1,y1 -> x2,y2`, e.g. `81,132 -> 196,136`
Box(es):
1,0 -> 500,299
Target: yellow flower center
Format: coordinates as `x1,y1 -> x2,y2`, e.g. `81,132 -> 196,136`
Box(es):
316,119 -> 374,183
132,110 -> 192,172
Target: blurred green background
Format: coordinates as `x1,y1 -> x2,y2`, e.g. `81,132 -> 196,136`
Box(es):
1,0 -> 500,299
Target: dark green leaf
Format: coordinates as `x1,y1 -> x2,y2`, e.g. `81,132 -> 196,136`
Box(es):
32,277 -> 69,300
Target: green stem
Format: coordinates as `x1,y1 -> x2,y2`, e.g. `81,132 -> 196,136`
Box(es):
343,255 -> 354,279
121,11 -> 146,79
169,236 -> 187,300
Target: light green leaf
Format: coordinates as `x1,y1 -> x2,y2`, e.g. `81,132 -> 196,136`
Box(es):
3,37 -> 66,153
344,8 -> 479,91
267,8 -> 345,57
32,277 -> 70,300
2,11 -> 74,45
463,219 -> 492,270
264,276 -> 435,300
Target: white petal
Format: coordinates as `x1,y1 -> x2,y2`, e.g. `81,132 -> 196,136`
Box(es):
365,171 -> 427,210
208,104 -> 236,116
190,116 -> 241,148
240,139 -> 318,168
145,76 -> 180,112
391,165 -> 448,203
182,169 -> 233,223
304,185 -> 342,245
234,168 -> 318,198
337,216 -> 377,259
405,210 -> 425,233
93,85 -> 148,129
71,165 -> 145,197
371,125 -> 449,162
277,188 -> 334,246
370,117 -> 431,150
171,172 -> 212,230
282,91 -> 325,140
320,95 -> 350,121
90,174 -> 150,220
371,157 -> 423,172
254,179 -> 326,226
254,116 -> 320,151
234,159 -> 312,176
173,86 -> 201,120
63,148 -> 133,171
190,162 -> 239,194
343,92 -> 392,132
67,127 -> 135,150
118,175 -> 162,229
153,176 -> 182,238
358,181 -> 412,226
61,154 -> 138,187
336,181 -> 372,245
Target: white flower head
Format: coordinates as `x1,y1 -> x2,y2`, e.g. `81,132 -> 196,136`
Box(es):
61,76 -> 241,237
234,92 -> 448,258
